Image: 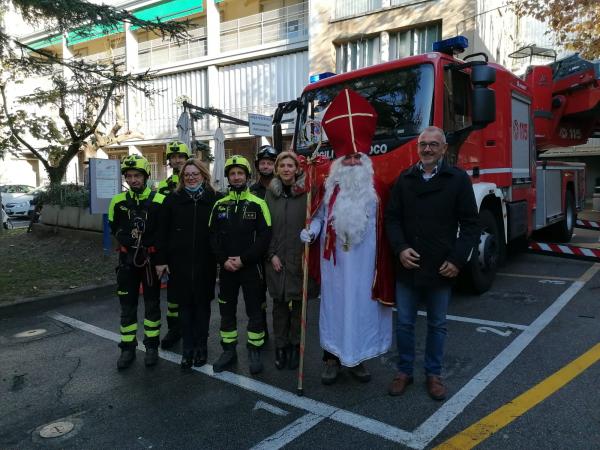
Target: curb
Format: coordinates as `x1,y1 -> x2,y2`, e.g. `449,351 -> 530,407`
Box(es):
0,282 -> 116,313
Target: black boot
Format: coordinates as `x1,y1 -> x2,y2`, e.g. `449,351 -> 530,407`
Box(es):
213,345 -> 237,373
194,346 -> 208,367
160,329 -> 181,349
144,347 -> 159,367
248,347 -> 263,375
275,347 -> 288,370
288,345 -> 300,370
181,351 -> 193,372
117,348 -> 136,370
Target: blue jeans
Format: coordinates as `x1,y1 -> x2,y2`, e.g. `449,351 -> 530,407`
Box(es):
395,281 -> 451,377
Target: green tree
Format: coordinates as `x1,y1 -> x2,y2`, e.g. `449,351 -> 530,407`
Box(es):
0,0 -> 189,185
513,0 -> 600,59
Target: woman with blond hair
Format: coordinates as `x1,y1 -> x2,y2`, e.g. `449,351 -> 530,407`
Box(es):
265,151 -> 311,370
156,158 -> 220,370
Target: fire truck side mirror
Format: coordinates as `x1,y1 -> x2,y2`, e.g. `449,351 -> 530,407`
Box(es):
471,65 -> 496,127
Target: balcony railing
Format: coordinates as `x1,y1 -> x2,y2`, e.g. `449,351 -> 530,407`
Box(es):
138,26 -> 207,68
333,0 -> 425,20
80,47 -> 126,66
220,1 -> 308,53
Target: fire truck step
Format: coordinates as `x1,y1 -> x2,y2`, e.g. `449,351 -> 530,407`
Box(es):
528,241 -> 600,262
576,219 -> 600,230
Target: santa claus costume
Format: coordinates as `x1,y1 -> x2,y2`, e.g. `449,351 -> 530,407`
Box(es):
305,89 -> 394,384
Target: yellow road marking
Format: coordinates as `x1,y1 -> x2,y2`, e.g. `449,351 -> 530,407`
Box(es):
435,341 -> 600,450
496,272 -> 577,281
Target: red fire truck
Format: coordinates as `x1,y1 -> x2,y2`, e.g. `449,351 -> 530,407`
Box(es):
274,36 -> 600,293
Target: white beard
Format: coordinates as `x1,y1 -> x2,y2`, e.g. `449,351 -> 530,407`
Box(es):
324,156 -> 377,249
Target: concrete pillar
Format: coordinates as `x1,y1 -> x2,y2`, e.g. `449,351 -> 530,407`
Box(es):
62,34 -> 73,79
380,31 -> 389,63
206,65 -> 220,131
128,146 -> 142,156
206,0 -> 221,57
124,22 -> 138,72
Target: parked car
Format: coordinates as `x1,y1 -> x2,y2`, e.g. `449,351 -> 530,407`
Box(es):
0,185 -> 36,217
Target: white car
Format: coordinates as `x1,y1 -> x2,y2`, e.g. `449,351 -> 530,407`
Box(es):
0,185 -> 36,217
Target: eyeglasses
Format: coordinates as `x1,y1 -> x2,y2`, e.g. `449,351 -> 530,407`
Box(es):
183,172 -> 202,179
418,141 -> 442,150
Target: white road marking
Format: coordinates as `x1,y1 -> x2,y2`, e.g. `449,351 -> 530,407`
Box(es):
417,311 -> 528,331
250,414 -> 324,450
476,326 -> 513,337
47,312 -> 417,448
539,279 -> 566,285
254,401 -> 289,416
49,262 -> 598,450
407,263 -> 600,449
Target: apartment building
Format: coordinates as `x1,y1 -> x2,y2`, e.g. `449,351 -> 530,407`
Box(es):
3,0 -> 597,192
3,0 -> 309,186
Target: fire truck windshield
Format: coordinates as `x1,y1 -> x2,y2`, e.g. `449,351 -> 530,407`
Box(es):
296,63 -> 434,157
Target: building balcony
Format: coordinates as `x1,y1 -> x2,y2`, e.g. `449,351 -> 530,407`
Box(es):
138,26 -> 207,68
220,1 -> 308,53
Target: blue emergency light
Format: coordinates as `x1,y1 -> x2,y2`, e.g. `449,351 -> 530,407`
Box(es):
432,36 -> 469,55
309,72 -> 336,83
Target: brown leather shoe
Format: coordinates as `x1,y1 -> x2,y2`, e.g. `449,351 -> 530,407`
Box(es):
388,372 -> 413,396
426,375 -> 447,401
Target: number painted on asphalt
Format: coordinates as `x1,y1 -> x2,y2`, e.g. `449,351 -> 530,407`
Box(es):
539,279 -> 566,285
476,326 -> 513,337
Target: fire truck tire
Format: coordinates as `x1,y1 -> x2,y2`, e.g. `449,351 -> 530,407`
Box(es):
548,191 -> 575,243
462,209 -> 500,294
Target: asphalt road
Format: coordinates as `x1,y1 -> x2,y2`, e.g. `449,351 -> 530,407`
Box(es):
1,247 -> 600,449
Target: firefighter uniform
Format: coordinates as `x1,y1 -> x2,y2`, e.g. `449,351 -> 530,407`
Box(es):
209,155 -> 272,374
250,145 -> 278,341
156,140 -> 191,349
109,155 -> 165,369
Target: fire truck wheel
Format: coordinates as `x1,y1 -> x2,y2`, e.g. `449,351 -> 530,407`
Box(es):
462,209 -> 500,294
548,191 -> 575,243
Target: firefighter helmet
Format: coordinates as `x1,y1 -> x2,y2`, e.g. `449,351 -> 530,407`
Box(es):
224,155 -> 252,177
121,154 -> 151,178
166,140 -> 191,160
255,145 -> 278,167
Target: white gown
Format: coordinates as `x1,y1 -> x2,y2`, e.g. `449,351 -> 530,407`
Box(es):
309,199 -> 393,367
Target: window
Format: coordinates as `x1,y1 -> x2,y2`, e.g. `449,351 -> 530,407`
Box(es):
335,36 -> 380,73
443,68 -> 472,132
296,64 -> 435,156
389,23 -> 441,59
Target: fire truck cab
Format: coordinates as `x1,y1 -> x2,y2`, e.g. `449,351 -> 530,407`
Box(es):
283,36 -> 599,293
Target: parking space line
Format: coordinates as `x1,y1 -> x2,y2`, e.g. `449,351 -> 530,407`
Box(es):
497,272 -> 577,281
407,263 -> 600,449
47,312 -> 417,448
434,341 -> 600,450
250,413 -> 324,450
417,311 -> 528,331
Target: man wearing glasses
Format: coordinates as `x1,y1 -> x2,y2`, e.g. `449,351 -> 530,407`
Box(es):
385,126 -> 479,401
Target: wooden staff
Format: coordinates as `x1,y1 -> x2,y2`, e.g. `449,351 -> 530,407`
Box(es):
297,121 -> 322,396
297,159 -> 313,397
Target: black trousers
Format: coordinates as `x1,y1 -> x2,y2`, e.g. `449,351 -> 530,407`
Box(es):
272,297 -> 301,348
180,299 -> 211,354
218,266 -> 265,348
116,259 -> 161,349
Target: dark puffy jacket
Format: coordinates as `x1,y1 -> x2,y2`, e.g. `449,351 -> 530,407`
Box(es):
385,161 -> 480,288
209,187 -> 272,266
156,186 -> 220,304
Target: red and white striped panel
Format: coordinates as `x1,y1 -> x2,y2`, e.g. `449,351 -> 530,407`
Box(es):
576,219 -> 600,230
528,241 -> 600,261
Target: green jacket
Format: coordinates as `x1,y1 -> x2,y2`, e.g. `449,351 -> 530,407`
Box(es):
157,174 -> 179,196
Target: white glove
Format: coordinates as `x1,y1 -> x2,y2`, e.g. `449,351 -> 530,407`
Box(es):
300,229 -> 315,244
